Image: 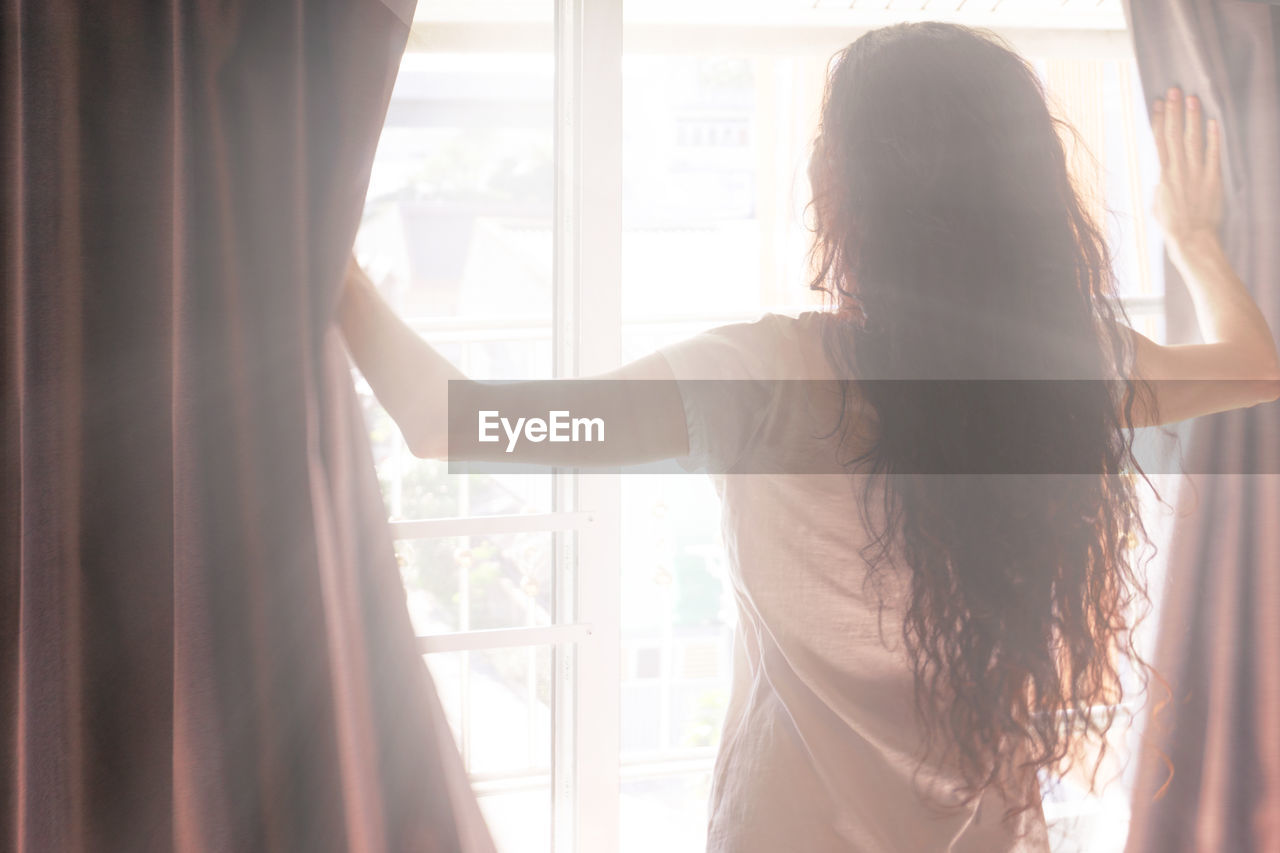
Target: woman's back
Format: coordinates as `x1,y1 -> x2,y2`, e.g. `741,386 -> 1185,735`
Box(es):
660,311 -> 1050,852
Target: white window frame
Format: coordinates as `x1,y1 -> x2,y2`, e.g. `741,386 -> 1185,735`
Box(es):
392,5 -> 1161,851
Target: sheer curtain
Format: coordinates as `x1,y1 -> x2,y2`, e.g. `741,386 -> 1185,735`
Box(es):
1,1 -> 492,850
1122,2 -> 1280,850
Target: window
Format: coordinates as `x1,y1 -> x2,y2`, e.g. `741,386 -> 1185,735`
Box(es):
356,3 -> 1167,852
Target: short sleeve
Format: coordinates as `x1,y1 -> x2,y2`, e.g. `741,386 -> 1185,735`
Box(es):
657,315 -> 790,473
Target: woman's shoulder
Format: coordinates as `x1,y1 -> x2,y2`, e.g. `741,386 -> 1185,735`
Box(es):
769,309 -> 841,380
762,309 -> 843,340
737,310 -> 840,380
658,309 -> 843,382
761,308 -> 831,327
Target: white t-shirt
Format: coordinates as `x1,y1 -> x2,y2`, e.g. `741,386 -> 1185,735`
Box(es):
658,311 -> 1050,853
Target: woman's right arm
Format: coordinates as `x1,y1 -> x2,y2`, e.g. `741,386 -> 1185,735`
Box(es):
1123,87 -> 1280,427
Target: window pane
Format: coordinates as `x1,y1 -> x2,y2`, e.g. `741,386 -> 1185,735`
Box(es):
423,644 -> 553,851
398,532 -> 555,634
1042,760 -> 1133,853
1033,57 -> 1164,305
479,788 -> 552,853
618,476 -> 732,778
374,453 -> 553,522
425,646 -> 553,777
622,55 -> 827,323
362,52 -> 554,329
620,772 -> 714,853
358,48 -> 556,518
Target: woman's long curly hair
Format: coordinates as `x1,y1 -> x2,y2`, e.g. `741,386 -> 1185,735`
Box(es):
808,23 -> 1156,814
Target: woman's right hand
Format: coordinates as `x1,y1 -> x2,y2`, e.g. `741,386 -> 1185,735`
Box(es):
1150,86 -> 1224,265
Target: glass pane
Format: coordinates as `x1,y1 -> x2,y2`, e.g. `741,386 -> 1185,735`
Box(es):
479,788 -> 552,853
620,772 -> 714,853
369,432 -> 554,520
397,532 -> 554,634
1043,763 -> 1133,853
361,52 -> 554,329
1044,792 -> 1130,853
619,477 -> 732,761
1031,57 -> 1163,304
416,0 -> 550,23
425,646 -> 553,777
358,46 -> 556,516
622,55 -> 828,325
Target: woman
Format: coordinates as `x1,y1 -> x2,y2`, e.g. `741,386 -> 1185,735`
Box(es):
340,23 -> 1279,853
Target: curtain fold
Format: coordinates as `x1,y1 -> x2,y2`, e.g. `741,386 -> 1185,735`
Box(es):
1,1 -> 493,850
1122,2 -> 1280,851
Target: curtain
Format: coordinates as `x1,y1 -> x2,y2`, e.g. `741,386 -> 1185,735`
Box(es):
1,1 -> 493,851
1122,2 -> 1280,851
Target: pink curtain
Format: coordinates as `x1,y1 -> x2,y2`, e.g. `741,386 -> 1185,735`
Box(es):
1123,1 -> 1280,851
1,1 -> 493,850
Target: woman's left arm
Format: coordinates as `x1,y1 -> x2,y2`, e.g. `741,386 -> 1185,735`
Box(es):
337,257 -> 689,464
